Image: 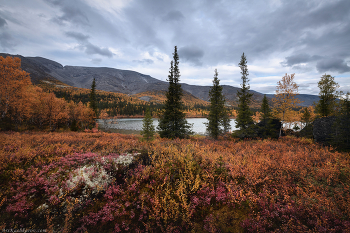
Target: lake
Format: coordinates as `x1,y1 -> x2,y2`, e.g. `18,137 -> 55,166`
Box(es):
97,118 -> 238,135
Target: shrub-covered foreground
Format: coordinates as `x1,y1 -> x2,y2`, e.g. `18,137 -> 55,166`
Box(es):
0,132 -> 349,232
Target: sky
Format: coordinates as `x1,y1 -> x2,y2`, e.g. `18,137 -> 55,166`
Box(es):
0,0 -> 349,95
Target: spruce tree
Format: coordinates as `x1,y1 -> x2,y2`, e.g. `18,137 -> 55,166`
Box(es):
141,108 -> 155,141
206,69 -> 231,139
316,74 -> 339,117
299,107 -> 313,138
301,107 -> 311,127
260,94 -> 271,121
89,78 -> 98,117
235,53 -> 254,138
258,95 -> 276,138
332,93 -> 350,151
157,46 -> 192,139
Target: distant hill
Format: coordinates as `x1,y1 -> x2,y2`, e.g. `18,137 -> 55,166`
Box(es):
265,94 -> 320,107
1,53 -> 320,108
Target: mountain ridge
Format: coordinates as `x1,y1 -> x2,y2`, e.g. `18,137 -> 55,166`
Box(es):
0,53 -> 319,107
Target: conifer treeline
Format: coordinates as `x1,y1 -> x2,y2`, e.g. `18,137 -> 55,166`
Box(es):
43,84 -> 211,117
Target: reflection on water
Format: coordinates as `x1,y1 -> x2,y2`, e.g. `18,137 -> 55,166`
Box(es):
97,118 -> 238,135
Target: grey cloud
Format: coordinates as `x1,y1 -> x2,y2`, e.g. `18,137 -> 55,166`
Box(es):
291,65 -> 314,73
316,58 -> 350,73
45,0 -> 90,26
281,54 -> 322,67
178,46 -> 204,66
302,0 -> 350,28
45,0 -> 61,6
0,31 -> 17,50
91,58 -> 102,64
0,16 -> 7,27
85,43 -> 113,58
58,6 -> 89,26
65,31 -> 113,58
1,0 -> 350,94
162,10 -> 184,22
65,31 -> 89,42
133,59 -> 154,65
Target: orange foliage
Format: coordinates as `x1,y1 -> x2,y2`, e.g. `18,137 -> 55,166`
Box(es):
272,73 -> 301,124
252,111 -> 261,123
0,56 -> 32,125
1,132 -> 349,231
0,56 -> 95,131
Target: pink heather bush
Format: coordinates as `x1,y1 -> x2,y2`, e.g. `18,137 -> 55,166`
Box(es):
1,133 -> 349,232
4,151 -> 139,231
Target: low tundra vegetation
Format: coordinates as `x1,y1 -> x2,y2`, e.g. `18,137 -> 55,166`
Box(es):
0,132 -> 349,232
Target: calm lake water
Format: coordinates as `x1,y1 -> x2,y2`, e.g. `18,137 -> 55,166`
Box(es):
97,118 -> 238,135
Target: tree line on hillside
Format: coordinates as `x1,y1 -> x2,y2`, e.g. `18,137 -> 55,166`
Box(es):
43,84 -> 164,117
43,83 -> 212,118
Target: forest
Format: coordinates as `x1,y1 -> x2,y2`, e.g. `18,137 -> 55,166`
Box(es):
0,54 -> 349,232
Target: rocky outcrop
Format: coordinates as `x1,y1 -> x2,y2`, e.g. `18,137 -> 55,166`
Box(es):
313,116 -> 337,144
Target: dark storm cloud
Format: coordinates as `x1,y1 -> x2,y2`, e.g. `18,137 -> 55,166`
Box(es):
0,16 -> 7,27
316,58 -> 350,73
178,46 -> 204,66
133,59 -> 154,65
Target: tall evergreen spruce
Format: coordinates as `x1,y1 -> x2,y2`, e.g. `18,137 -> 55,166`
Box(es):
260,95 -> 271,121
258,94 -> 274,138
206,69 -> 231,139
333,93 -> 350,151
301,107 -> 311,127
89,78 -> 98,117
300,107 -> 313,138
235,53 -> 254,138
157,46 -> 192,139
141,108 -> 155,141
316,74 -> 339,117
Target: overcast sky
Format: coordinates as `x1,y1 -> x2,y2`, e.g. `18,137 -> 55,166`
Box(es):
1,0 -> 349,95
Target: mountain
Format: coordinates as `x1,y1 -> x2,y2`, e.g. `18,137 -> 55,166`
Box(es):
265,94 -> 320,107
0,53 -> 319,108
